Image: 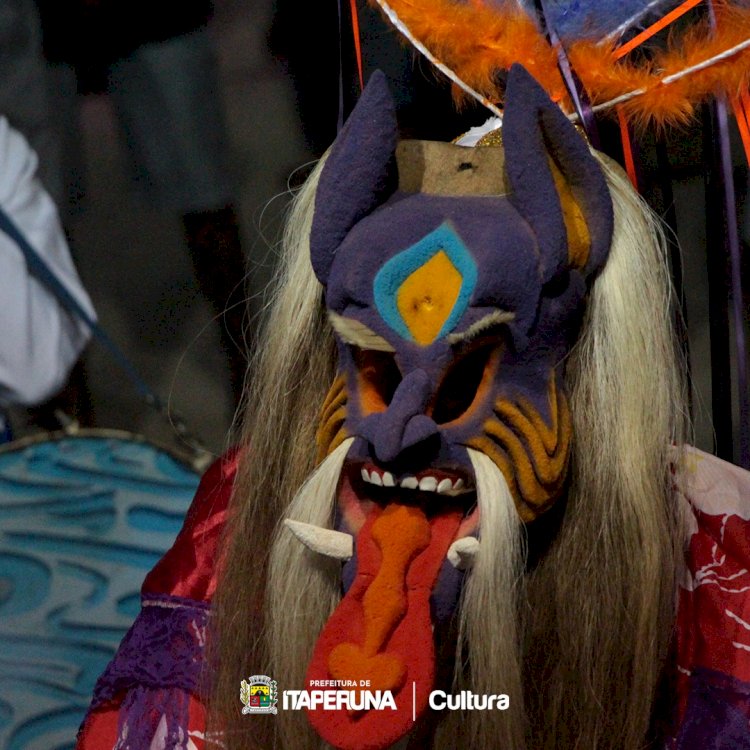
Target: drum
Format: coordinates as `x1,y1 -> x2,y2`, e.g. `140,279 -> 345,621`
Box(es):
0,429 -> 201,750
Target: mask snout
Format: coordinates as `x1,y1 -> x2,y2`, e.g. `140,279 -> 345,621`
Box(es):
357,368 -> 440,464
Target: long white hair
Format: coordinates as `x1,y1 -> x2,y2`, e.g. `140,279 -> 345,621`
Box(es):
209,154 -> 688,750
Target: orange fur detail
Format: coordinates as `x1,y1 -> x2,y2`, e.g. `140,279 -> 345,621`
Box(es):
495,377 -> 571,458
466,377 -> 571,520
465,436 -> 538,522
372,0 -> 750,129
567,40 -> 655,108
316,376 -> 348,461
328,426 -> 349,456
613,5 -> 750,130
550,164 -> 591,269
316,404 -> 348,462
319,376 -> 346,422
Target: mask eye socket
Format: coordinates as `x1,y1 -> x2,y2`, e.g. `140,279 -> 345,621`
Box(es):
354,348 -> 402,414
432,340 -> 501,425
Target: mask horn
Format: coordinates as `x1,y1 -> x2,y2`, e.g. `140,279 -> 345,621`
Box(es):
310,70 -> 399,286
503,64 -> 614,284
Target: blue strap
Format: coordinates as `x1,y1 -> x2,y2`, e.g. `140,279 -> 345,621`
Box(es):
0,205 -> 164,411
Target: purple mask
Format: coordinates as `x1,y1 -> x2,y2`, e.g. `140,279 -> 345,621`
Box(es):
301,65 -> 613,750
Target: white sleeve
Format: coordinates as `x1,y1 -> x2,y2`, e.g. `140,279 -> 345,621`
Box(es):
0,116 -> 96,407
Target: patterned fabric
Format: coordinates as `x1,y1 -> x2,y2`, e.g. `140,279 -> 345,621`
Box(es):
78,446 -> 750,748
670,447 -> 750,748
76,451 -> 236,750
89,597 -> 208,749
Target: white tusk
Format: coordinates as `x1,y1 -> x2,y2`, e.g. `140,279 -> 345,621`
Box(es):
284,519 -> 353,561
447,536 -> 480,570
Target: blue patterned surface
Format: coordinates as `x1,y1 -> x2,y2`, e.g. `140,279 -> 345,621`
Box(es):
0,433 -> 200,750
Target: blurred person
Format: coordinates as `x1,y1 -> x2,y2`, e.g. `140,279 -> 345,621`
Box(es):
35,0 -> 249,405
0,116 -> 94,440
0,0 -> 73,211
0,0 -> 94,432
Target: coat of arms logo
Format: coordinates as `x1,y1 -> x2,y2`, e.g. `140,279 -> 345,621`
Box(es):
240,674 -> 278,715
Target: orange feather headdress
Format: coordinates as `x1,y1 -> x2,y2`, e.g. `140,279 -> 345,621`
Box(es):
369,0 -> 750,131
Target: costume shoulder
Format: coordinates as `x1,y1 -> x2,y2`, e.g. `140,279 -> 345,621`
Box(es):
670,447 -> 750,747
76,450 -> 238,750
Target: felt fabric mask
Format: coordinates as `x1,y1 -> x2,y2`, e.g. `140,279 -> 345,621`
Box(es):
296,65 -> 613,750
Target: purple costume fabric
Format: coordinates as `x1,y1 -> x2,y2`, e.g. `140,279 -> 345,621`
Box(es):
677,669 -> 750,749
90,594 -> 208,748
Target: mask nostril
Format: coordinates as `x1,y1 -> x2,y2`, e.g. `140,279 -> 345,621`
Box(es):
381,429 -> 441,470
401,415 -> 439,452
368,415 -> 440,466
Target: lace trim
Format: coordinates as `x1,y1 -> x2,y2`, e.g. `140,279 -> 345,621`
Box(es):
88,596 -> 209,748
93,596 -> 208,705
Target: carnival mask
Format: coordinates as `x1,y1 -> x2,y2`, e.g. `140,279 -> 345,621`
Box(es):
290,65 -> 613,749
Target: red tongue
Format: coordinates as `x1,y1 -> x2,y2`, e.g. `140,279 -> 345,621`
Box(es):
306,503 -> 463,750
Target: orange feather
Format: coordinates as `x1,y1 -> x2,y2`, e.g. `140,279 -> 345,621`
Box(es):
371,0 -> 750,130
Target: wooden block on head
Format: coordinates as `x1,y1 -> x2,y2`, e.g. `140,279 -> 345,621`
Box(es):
396,140 -> 507,196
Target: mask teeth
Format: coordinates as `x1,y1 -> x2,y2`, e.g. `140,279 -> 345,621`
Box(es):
360,467 -> 470,495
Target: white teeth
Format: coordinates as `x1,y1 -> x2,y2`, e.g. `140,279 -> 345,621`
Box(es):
284,520 -> 353,560
361,468 -> 386,486
364,469 -> 468,494
437,478 -> 453,494
447,537 -> 480,570
419,476 -> 438,492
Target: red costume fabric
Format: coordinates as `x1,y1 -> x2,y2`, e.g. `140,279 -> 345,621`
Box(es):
671,448 -> 750,747
77,447 -> 750,749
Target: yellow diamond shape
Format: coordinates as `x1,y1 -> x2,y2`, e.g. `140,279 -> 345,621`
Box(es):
396,250 -> 462,345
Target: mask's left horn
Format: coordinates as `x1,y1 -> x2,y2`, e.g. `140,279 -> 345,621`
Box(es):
284,519 -> 354,560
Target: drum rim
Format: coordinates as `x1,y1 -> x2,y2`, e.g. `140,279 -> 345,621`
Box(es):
0,427 -> 207,473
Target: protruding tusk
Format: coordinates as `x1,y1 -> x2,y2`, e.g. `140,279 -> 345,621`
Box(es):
447,536 -> 480,570
284,519 -> 354,561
